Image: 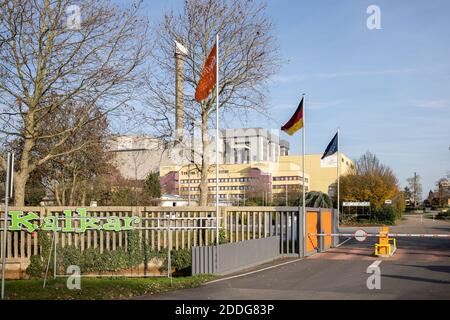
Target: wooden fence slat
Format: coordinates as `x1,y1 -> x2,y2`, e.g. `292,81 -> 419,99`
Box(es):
181,211 -> 185,249
175,211 -> 179,250
187,211 -> 191,248
252,212 -> 256,240
157,211 -> 161,251
99,212 -> 104,254
2,206 -> 317,278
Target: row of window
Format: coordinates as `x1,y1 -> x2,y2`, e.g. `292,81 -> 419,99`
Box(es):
181,186 -> 250,192
180,177 -> 310,184
272,185 -> 303,190
180,177 -> 251,184
273,176 -> 309,183
182,186 -> 308,193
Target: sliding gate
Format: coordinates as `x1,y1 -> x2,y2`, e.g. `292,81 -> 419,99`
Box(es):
192,207 -> 339,275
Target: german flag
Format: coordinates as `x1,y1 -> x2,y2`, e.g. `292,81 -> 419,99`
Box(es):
281,98 -> 304,136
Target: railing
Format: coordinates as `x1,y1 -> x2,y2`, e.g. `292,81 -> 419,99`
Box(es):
0,206 -> 221,263
0,206 -> 336,274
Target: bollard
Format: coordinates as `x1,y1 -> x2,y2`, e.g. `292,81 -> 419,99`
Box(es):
374,226 -> 397,257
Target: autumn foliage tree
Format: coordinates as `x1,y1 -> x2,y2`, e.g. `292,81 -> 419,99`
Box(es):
340,151 -> 402,210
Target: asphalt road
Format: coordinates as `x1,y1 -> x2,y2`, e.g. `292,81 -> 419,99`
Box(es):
138,215 -> 450,300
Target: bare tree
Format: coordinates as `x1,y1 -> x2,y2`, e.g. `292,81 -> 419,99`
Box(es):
145,0 -> 280,205
0,0 -> 150,205
40,105 -> 111,206
407,173 -> 423,208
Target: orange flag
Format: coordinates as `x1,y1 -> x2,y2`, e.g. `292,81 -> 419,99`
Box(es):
195,44 -> 217,102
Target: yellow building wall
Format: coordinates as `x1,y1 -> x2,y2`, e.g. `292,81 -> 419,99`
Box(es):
160,153 -> 353,199
160,161 -> 310,201
279,154 -> 354,194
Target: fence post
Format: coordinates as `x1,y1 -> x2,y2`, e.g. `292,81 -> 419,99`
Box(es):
299,207 -> 305,257
318,209 -> 324,253
332,209 -> 339,247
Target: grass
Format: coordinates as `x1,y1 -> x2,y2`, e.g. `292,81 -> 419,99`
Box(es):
3,275 -> 216,300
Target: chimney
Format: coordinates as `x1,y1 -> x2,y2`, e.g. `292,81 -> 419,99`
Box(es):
175,40 -> 188,143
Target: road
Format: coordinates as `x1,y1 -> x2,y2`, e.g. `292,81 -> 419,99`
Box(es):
138,215 -> 450,300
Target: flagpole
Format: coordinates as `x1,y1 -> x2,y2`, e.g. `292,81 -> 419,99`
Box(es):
302,94 -> 306,254
337,127 -> 340,229
215,34 -> 220,246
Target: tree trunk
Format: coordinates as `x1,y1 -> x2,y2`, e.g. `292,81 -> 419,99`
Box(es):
81,189 -> 87,206
54,184 -> 62,207
13,172 -> 28,206
198,111 -> 210,206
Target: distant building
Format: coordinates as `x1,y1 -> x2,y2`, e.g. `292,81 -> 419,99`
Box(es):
280,154 -> 355,197
108,129 -> 290,181
159,153 -> 354,205
150,194 -> 196,207
108,135 -> 171,180
218,128 -> 289,164
427,180 -> 450,207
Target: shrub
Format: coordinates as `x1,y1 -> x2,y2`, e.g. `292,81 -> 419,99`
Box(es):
171,249 -> 192,272
294,191 -> 333,208
219,228 -> 228,244
436,211 -> 450,220
372,206 -> 397,224
26,255 -> 43,278
56,246 -> 83,272
127,230 -> 144,267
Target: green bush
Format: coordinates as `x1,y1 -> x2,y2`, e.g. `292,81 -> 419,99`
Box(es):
294,191 -> 333,208
436,211 -> 450,220
171,249 -> 192,272
372,206 -> 397,224
56,245 -> 83,271
26,255 -> 43,278
127,230 -> 144,267
219,228 -> 228,244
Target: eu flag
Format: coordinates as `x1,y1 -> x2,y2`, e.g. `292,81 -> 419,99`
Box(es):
321,133 -> 338,160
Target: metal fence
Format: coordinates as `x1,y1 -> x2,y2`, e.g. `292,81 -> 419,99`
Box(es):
192,236 -> 281,275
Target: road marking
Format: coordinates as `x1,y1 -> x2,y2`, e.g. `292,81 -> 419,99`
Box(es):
336,237 -> 352,248
369,260 -> 382,268
202,258 -> 304,286
204,238 -> 355,285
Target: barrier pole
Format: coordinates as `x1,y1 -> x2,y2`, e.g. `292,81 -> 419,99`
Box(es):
43,232 -> 55,288
1,152 -> 13,300
168,216 -> 172,286
54,211 -> 57,280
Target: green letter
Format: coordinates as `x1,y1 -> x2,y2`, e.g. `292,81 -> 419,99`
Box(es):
41,216 -> 61,232
122,216 -> 141,231
63,210 -> 75,232
9,211 -> 40,233
77,208 -> 101,233
103,216 -> 122,232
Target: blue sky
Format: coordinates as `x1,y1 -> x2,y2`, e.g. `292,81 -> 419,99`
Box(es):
123,0 -> 450,195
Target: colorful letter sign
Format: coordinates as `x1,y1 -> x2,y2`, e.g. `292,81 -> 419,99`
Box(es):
7,208 -> 141,233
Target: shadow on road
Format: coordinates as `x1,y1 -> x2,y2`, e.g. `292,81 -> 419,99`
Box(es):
383,274 -> 450,285
393,264 -> 450,274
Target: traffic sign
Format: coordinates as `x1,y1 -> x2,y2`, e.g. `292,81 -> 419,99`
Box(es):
355,229 -> 367,242
343,202 -> 370,207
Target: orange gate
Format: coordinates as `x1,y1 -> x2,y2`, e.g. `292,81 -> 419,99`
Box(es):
306,211 -> 318,254
321,210 -> 333,250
